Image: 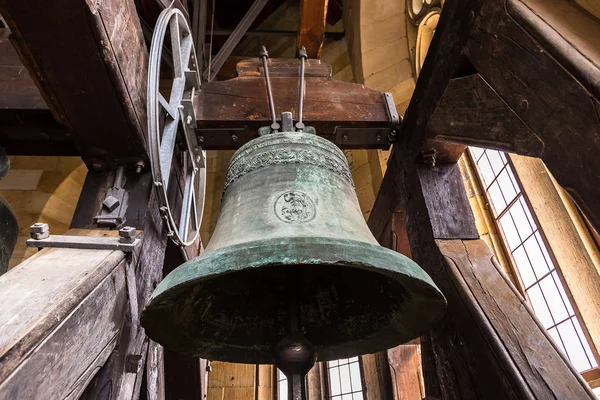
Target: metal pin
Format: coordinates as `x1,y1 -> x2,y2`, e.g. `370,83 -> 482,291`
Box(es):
296,46 -> 307,132
260,46 -> 280,132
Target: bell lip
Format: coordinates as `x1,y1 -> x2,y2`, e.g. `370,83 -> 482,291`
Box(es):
141,237 -> 447,364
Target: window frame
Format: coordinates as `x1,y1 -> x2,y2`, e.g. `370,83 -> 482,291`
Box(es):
466,148 -> 600,382
322,356 -> 367,400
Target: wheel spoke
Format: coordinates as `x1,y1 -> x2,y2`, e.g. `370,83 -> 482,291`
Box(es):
190,175 -> 199,232
158,92 -> 178,120
179,163 -> 195,242
159,118 -> 178,187
179,154 -> 194,243
170,16 -> 183,78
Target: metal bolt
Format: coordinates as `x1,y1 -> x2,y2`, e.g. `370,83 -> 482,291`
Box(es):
421,148 -> 437,168
342,134 -> 349,142
198,136 -> 205,144
231,134 -> 239,142
30,222 -> 49,240
135,160 -> 145,175
119,226 -> 136,244
91,162 -> 103,172
186,115 -> 192,125
376,135 -> 382,143
387,130 -> 397,143
125,354 -> 143,373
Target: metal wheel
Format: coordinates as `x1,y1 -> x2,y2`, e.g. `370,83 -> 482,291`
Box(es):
148,7 -> 205,247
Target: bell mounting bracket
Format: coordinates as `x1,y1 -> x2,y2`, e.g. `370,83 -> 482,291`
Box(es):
147,6 -> 206,247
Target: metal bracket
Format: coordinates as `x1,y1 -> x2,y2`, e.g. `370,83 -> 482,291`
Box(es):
383,92 -> 402,143
383,92 -> 400,127
26,223 -> 141,252
334,127 -> 391,149
94,166 -> 128,228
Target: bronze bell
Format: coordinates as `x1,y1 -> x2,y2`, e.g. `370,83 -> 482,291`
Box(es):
141,130 -> 446,364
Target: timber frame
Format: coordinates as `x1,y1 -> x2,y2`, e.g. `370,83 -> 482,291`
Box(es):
368,0 -> 600,398
0,0 -> 598,399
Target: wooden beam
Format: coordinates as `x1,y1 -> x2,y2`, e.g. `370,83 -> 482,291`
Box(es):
163,240 -> 205,400
297,0 -> 328,58
196,59 -> 396,149
369,162 -> 596,398
0,231 -> 128,399
0,29 -> 46,110
0,109 -> 75,156
463,0 -> 600,231
427,74 -> 544,155
0,0 -> 149,167
409,0 -> 600,230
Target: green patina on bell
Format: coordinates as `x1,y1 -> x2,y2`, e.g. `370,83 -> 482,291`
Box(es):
141,130 -> 446,364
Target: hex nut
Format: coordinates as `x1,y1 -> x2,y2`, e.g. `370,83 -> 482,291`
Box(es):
30,223 -> 49,239
119,226 -> 136,244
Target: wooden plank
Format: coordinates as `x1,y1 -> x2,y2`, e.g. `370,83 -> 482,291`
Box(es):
439,239 -> 595,399
427,74 -> 544,155
416,164 -> 479,239
145,340 -> 165,400
0,0 -> 148,166
236,58 -> 332,78
297,0 -> 328,58
387,345 -> 423,400
0,239 -> 127,399
464,0 -> 600,230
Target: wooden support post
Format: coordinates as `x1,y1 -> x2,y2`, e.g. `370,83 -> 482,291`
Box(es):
370,159 -> 596,398
387,344 -> 424,400
297,0 -> 328,58
162,240 -> 206,400
74,167 -> 184,400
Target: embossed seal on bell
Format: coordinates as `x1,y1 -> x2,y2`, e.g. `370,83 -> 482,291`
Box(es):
274,191 -> 316,223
